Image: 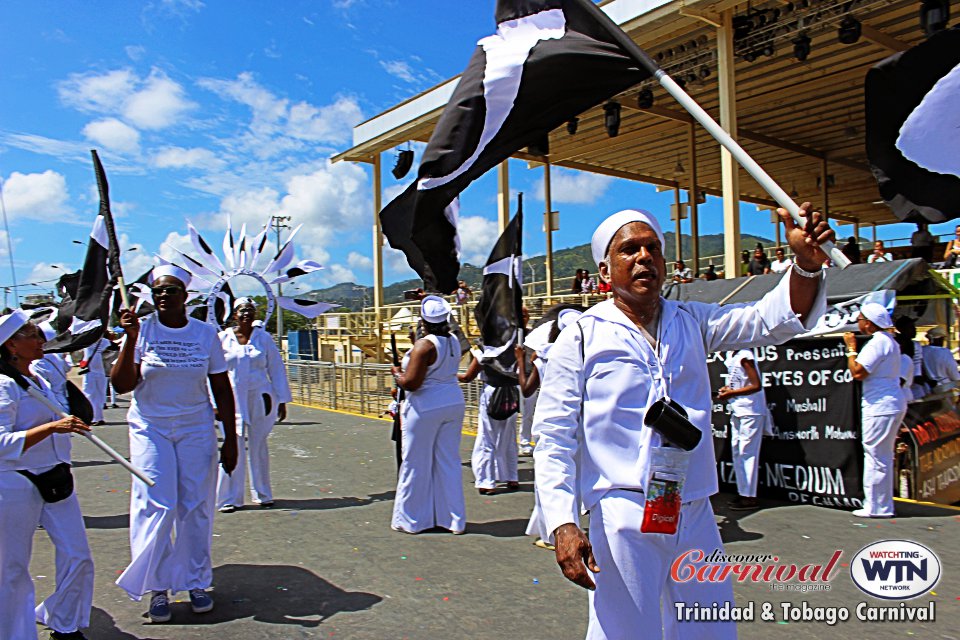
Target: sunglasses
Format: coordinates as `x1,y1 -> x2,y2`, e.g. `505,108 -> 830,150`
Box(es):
151,285 -> 184,296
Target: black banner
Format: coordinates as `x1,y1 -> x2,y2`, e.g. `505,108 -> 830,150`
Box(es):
709,338 -> 864,509
901,397 -> 960,504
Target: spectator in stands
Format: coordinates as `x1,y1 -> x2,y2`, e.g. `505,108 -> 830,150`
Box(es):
910,222 -> 935,263
671,260 -> 694,283
943,225 -> 960,267
842,236 -> 862,264
740,250 -> 751,277
570,269 -> 585,294
769,247 -> 792,274
580,272 -> 596,294
867,240 -> 893,263
748,247 -> 771,276
700,264 -> 718,281
922,326 -> 960,394
455,281 -> 472,306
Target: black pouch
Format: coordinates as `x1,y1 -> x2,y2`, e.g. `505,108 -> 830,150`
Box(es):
17,462 -> 74,503
262,393 -> 273,416
487,384 -> 519,420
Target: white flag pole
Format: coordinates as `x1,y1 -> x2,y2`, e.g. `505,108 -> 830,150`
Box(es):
572,0 -> 849,268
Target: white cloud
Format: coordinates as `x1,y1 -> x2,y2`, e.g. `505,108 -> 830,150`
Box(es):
153,146 -> 224,171
28,262 -> 67,285
380,60 -> 417,83
59,67 -> 193,131
276,161 -> 370,250
287,96 -> 362,145
125,45 -> 146,61
58,69 -> 137,114
82,118 -> 141,154
346,251 -> 372,271
156,231 -> 196,265
319,263 -> 356,285
458,215 -> 499,266
0,133 -> 92,163
123,70 -> 194,129
197,73 -> 362,155
1,171 -> 72,221
531,169 -> 614,205
218,186 -> 281,226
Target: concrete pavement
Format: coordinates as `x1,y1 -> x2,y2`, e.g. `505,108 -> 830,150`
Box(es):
26,400 -> 960,639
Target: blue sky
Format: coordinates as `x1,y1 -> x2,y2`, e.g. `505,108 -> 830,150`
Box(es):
0,0 -> 931,302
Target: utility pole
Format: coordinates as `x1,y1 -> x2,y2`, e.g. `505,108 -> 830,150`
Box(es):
271,214 -> 291,353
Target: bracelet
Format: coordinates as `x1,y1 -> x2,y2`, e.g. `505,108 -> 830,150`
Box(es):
846,350 -> 858,357
792,262 -> 823,278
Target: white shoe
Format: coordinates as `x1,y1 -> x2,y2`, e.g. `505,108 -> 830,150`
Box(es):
852,508 -> 893,519
518,445 -> 534,457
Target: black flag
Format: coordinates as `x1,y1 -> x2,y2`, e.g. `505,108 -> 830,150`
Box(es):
474,196 -> 523,384
380,0 -> 651,293
44,151 -> 123,353
43,215 -> 114,353
865,27 -> 960,222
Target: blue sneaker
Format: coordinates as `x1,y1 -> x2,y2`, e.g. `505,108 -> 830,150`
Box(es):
148,591 -> 171,623
189,588 -> 214,613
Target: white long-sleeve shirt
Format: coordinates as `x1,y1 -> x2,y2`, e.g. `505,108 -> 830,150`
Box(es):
0,375 -> 70,473
219,327 -> 292,421
533,270 -> 826,537
922,344 -> 960,391
31,353 -> 73,411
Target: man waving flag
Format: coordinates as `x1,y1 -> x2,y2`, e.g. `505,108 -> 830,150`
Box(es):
380,0 -> 651,293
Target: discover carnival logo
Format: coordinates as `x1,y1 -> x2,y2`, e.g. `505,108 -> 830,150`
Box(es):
849,540 -> 942,600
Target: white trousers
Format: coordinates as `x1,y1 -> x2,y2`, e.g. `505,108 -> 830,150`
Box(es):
730,414 -> 765,498
217,390 -> 276,508
116,411 -> 218,599
0,471 -> 94,638
525,488 -> 551,540
392,401 -> 466,533
471,386 -> 518,488
519,389 -> 539,447
587,491 -> 737,640
82,373 -> 107,422
861,412 -> 903,516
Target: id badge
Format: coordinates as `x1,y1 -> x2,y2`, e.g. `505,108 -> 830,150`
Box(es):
640,446 -> 691,536
641,472 -> 683,534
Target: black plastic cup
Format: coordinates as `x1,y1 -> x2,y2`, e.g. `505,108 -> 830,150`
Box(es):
643,398 -> 703,451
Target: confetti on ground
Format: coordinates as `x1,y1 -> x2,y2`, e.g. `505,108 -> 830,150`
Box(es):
777,621 -> 789,625
930,591 -> 936,596
801,535 -> 810,539
414,577 -> 423,581
532,579 -> 539,584
841,563 -> 849,568
442,597 -> 449,601
853,523 -> 869,528
400,556 -> 407,560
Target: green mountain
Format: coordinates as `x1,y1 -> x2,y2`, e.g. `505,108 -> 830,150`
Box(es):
305,232 -> 773,309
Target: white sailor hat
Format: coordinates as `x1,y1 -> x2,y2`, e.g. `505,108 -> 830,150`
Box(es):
591,209 -> 665,267
233,297 -> 257,309
421,295 -> 451,323
151,264 -> 192,288
0,309 -> 30,347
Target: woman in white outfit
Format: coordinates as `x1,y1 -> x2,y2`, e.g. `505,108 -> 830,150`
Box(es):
80,336 -> 109,425
843,302 -> 906,518
217,297 -> 291,512
460,356 -> 519,495
516,308 -> 583,549
111,265 -> 238,623
32,321 -> 74,411
391,296 -> 466,534
717,348 -> 772,511
0,310 -> 94,640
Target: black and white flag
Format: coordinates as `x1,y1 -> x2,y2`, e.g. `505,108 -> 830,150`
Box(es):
43,214 -> 114,353
865,27 -> 960,222
380,0 -> 651,293
45,151 -> 123,353
474,197 -> 523,384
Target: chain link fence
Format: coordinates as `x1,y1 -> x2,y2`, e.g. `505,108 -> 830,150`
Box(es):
285,360 -> 486,433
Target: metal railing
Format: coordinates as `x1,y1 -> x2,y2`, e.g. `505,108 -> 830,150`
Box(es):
286,359 -> 487,433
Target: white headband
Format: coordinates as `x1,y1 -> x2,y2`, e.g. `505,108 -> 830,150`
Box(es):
590,209 -> 665,266
233,297 -> 257,310
152,264 -> 192,288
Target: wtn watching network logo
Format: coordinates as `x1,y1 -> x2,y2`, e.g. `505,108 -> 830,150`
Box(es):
849,540 -> 942,600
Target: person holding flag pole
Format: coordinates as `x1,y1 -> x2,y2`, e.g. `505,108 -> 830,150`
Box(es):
0,310 -> 95,640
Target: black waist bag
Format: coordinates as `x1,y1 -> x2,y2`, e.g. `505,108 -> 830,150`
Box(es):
487,384 -> 519,420
17,462 -> 74,503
